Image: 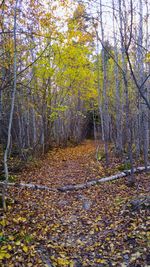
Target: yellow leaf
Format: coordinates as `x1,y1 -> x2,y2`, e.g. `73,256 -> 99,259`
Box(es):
50,255 -> 55,260
0,254 -> 4,260
5,253 -> 11,259
57,257 -> 70,266
59,252 -> 66,258
13,217 -> 26,223
0,251 -> 11,260
15,240 -> 21,246
95,215 -> 101,222
1,245 -> 7,250
0,219 -> 6,226
94,242 -> 101,247
69,261 -> 74,267
9,235 -> 14,241
8,245 -> 12,251
76,239 -> 84,245
96,259 -> 106,263
22,245 -> 28,253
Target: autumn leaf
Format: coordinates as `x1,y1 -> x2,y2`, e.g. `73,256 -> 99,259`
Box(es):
22,245 -> 28,253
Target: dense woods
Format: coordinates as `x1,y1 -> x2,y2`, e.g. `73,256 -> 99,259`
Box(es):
0,0 -> 150,164
0,0 -> 149,266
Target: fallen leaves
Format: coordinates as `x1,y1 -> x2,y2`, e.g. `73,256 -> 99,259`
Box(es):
0,244 -> 12,260
0,141 -> 149,266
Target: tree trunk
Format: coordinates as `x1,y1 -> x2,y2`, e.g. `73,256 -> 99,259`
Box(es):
3,0 -> 18,211
112,0 -> 123,155
99,0 -> 109,165
118,0 -> 134,183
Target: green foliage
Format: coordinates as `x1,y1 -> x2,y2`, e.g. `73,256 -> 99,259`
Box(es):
118,162 -> 132,171
23,235 -> 33,243
96,151 -> 105,161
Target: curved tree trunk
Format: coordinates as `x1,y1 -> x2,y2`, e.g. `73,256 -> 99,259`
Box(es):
3,0 -> 18,211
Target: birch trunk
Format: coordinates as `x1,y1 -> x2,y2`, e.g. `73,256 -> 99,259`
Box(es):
112,0 -> 123,154
3,0 -> 18,211
96,35 -> 104,142
137,0 -> 149,170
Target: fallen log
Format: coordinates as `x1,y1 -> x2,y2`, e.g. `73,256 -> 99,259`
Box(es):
58,172 -> 127,192
0,182 -> 57,192
0,165 -> 149,192
58,166 -> 150,192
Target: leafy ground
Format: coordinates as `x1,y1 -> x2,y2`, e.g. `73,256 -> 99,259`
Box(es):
0,140 -> 149,267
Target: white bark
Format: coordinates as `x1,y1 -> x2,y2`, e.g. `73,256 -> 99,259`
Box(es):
1,165 -> 149,192
112,0 -> 123,154
96,35 -> 104,141
3,0 -> 18,211
137,0 -> 149,170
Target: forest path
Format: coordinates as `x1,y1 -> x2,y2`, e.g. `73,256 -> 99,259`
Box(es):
1,140 -> 149,267
17,140 -> 120,188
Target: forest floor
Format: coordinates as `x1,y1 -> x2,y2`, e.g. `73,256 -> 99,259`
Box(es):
0,140 -> 149,267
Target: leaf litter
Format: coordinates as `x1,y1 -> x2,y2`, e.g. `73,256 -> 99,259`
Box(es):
0,140 -> 149,266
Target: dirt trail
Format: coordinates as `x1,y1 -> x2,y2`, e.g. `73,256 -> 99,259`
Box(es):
18,140 -> 107,187
0,140 -> 149,267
